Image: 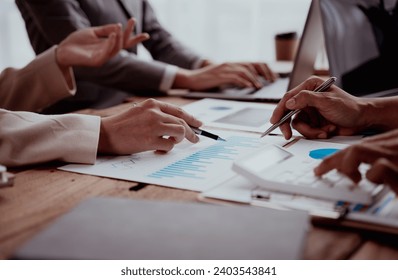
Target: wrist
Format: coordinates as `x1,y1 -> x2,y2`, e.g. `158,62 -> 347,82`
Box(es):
200,59 -> 213,68
98,118 -> 112,154
55,46 -> 74,90
360,98 -> 388,131
55,44 -> 69,69
173,68 -> 193,89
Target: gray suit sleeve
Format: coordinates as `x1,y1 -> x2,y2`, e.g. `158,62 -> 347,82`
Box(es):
15,0 -> 201,93
141,0 -> 202,69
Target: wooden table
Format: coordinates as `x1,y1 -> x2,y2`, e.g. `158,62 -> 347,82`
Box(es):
1,96 -> 398,260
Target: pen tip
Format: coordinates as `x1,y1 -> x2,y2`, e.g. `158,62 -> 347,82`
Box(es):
218,137 -> 227,142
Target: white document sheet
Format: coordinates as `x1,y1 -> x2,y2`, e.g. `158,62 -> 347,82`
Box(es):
203,138 -> 350,201
59,130 -> 289,192
182,98 -> 303,136
182,98 -> 282,134
286,138 -> 349,157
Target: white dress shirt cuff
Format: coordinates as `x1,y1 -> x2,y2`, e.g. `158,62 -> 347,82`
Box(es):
159,65 -> 178,92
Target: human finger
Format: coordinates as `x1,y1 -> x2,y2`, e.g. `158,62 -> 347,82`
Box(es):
224,64 -> 261,88
366,158 -> 398,187
362,129 -> 398,143
270,97 -> 291,125
278,121 -> 293,140
157,123 -> 187,144
143,100 -> 200,143
254,63 -> 277,82
113,24 -> 124,56
234,65 -> 262,88
314,149 -> 361,183
90,32 -> 117,66
123,18 -> 136,46
218,73 -> 253,88
160,114 -> 199,143
164,123 -> 201,144
292,108 -> 337,138
269,76 -> 325,125
270,93 -> 299,138
125,33 -> 150,48
315,144 -> 389,183
156,101 -> 203,128
240,63 -> 258,77
152,137 -> 176,153
92,23 -> 122,38
121,18 -> 150,49
95,26 -> 123,59
279,76 -> 324,105
284,90 -> 333,112
271,90 -> 332,139
292,119 -> 331,139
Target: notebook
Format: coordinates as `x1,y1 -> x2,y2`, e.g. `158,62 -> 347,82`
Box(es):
183,0 -> 324,102
12,197 -> 309,260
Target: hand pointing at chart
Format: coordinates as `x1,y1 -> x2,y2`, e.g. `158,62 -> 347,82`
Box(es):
98,99 -> 203,154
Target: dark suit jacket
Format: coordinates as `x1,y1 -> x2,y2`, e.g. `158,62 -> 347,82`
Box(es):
16,0 -> 202,93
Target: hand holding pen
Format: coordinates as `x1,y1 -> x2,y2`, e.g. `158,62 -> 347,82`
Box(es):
261,77 -> 336,138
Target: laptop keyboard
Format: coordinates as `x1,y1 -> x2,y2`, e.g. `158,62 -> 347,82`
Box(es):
220,77 -> 271,96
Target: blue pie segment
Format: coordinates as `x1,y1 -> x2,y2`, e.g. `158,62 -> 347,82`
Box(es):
309,148 -> 340,159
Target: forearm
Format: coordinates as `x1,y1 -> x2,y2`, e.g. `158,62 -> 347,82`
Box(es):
172,68 -> 192,89
361,97 -> 398,131
147,39 -> 203,70
74,53 -> 167,92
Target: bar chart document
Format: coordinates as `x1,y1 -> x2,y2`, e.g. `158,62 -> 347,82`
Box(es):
59,130 -> 288,192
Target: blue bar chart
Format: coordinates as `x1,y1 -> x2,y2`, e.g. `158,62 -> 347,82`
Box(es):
148,136 -> 263,180
60,130 -> 288,192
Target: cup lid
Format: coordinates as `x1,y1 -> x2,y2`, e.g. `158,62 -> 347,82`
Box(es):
275,32 -> 298,40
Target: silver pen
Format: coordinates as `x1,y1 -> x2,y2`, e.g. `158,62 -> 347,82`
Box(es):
260,77 -> 337,138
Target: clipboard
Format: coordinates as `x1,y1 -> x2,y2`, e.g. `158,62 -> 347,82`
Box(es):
199,175 -> 398,235
252,187 -> 398,235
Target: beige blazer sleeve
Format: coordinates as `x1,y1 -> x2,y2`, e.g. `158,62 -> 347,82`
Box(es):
0,109 -> 100,167
0,46 -> 76,112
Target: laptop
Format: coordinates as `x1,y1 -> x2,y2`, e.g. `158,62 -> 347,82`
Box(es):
12,197 -> 309,260
320,0 -> 398,97
183,0 -> 324,102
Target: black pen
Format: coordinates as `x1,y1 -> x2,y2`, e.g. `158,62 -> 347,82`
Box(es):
260,77 -> 337,138
190,126 -> 226,141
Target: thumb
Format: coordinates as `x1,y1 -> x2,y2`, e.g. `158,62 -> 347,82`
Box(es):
93,23 -> 122,38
